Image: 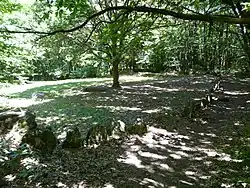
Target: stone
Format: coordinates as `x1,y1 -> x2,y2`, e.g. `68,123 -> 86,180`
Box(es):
62,127 -> 82,148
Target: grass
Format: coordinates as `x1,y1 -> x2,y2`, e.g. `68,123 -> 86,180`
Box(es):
3,79 -> 119,134
9,81 -> 98,99
2,75 -> 156,132
1,75 -> 250,187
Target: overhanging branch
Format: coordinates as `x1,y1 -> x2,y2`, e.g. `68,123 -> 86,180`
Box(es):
0,5 -> 249,36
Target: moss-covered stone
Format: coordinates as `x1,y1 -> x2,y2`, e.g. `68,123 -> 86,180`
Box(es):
62,127 -> 83,148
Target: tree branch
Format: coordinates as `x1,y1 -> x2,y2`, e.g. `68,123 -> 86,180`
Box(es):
0,5 -> 249,36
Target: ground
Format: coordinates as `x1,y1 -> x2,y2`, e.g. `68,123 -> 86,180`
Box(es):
0,74 -> 250,187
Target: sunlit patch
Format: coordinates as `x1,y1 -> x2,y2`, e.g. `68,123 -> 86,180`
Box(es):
206,133 -> 216,137
198,132 -> 216,137
4,174 -> 16,181
147,143 -> 166,150
96,105 -> 141,112
234,121 -> 240,126
138,151 -> 167,160
0,98 -> 53,108
103,183 -> 114,188
169,154 -> 182,159
247,100 -> 250,103
162,106 -> 172,110
21,157 -> 39,169
179,146 -> 195,152
217,154 -> 242,162
142,109 -> 161,113
185,171 -> 196,176
72,181 -> 88,188
193,157 -> 203,161
221,183 -> 234,188
200,175 -> 210,180
130,145 -> 142,152
180,142 -> 186,146
57,130 -> 67,140
118,152 -> 143,168
153,162 -> 174,172
166,88 -> 180,92
179,180 -> 193,186
41,115 -> 66,125
148,126 -> 175,136
175,134 -> 190,140
175,151 -> 189,157
140,178 -> 164,187
199,149 -> 218,157
56,182 -> 67,187
156,80 -> 168,84
224,91 -> 249,95
204,161 -> 212,166
200,119 -> 208,124
118,151 -> 155,173
199,139 -> 211,144
158,139 -> 170,145
3,123 -> 27,149
141,132 -> 158,145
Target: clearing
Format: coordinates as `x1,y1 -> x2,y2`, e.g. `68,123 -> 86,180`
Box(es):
0,74 -> 250,187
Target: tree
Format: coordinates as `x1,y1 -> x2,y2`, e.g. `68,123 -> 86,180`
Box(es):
0,0 -> 34,82
1,0 -> 250,84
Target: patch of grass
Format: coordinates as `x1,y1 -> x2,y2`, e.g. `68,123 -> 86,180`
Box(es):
9,81 -> 96,99
30,96 -> 114,132
3,79 -> 115,133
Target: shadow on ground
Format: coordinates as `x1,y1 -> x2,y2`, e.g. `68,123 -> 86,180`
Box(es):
2,75 -> 250,187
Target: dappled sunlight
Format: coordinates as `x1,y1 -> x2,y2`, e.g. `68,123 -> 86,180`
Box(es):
142,109 -> 161,113
123,84 -> 204,93
1,122 -> 27,150
179,180 -> 194,186
0,79 -> 98,95
21,157 -> 39,168
117,151 -> 144,169
96,105 -> 142,112
1,75 -> 249,187
153,162 -> 174,172
4,174 -> 16,182
38,115 -> 67,125
0,97 -> 53,108
169,153 -> 182,159
103,183 -> 115,188
140,178 -> 165,187
198,132 -> 216,137
224,91 -> 249,95
138,151 -> 167,160
117,122 -> 245,186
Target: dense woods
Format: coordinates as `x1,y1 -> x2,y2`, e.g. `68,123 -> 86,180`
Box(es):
0,0 -> 250,187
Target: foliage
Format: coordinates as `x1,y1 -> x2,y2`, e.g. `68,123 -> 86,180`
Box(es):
1,0 -> 249,83
1,1 -> 250,187
0,1 -> 34,83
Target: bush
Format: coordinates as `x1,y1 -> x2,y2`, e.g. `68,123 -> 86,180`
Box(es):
70,66 -> 98,79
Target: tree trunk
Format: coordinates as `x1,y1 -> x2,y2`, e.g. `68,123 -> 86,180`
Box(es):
112,61 -> 120,88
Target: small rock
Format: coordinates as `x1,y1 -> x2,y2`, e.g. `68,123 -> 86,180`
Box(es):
22,128 -> 57,152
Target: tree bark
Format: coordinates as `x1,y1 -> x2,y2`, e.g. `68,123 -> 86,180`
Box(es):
112,61 -> 121,88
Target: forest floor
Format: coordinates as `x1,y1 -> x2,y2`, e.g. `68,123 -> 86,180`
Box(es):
1,74 -> 250,187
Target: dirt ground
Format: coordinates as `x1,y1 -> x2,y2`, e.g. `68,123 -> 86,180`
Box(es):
1,75 -> 250,187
